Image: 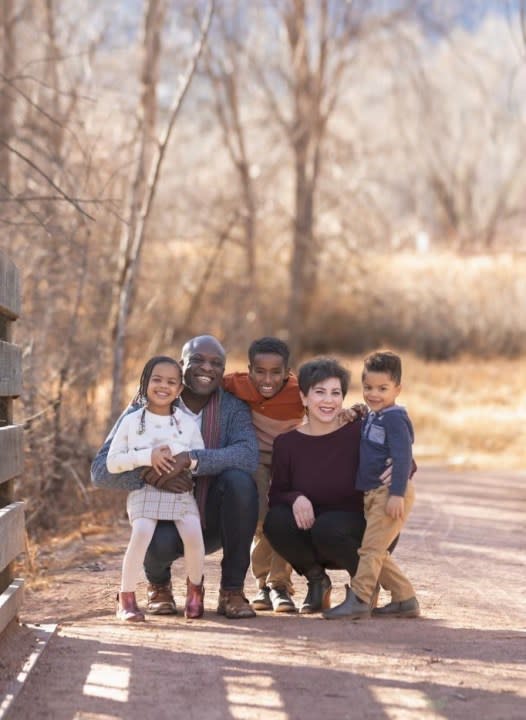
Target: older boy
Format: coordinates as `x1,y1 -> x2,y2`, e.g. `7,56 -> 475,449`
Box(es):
324,350 -> 419,620
223,337 -> 304,612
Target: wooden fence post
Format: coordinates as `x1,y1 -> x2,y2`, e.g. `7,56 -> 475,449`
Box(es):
0,249 -> 24,635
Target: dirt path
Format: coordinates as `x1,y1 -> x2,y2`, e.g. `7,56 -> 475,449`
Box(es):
4,467 -> 526,720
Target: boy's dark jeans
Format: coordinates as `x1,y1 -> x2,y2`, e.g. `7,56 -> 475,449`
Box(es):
144,469 -> 258,590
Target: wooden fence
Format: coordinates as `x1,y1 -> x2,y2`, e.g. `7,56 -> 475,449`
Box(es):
0,250 -> 24,636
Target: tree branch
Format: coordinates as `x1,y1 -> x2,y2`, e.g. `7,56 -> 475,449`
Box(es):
0,139 -> 96,221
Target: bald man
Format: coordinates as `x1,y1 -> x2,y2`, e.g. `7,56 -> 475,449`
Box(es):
92,335 -> 259,619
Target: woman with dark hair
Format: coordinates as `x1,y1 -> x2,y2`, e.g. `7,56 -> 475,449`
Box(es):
263,357 -> 381,614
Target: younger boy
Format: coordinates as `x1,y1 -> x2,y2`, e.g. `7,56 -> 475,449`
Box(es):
324,350 -> 419,620
223,337 -> 304,612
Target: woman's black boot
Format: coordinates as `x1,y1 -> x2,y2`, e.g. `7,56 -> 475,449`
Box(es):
300,572 -> 332,614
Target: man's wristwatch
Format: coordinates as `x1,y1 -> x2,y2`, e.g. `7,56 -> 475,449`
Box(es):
189,453 -> 199,474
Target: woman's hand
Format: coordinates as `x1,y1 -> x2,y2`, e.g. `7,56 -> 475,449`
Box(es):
337,403 -> 368,425
151,445 -> 174,475
380,458 -> 392,486
380,457 -> 415,486
351,402 -> 368,418
292,495 -> 315,530
337,408 -> 359,425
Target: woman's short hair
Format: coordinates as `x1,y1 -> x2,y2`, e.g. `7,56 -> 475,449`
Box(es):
298,357 -> 350,397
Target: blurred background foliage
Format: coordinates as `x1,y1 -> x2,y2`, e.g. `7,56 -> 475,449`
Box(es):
1,0 -> 525,531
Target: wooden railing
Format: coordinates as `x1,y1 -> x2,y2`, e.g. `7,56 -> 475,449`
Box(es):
0,249 -> 24,635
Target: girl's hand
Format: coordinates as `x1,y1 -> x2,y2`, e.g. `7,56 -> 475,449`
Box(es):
385,495 -> 404,520
151,445 -> 174,475
292,495 -> 315,530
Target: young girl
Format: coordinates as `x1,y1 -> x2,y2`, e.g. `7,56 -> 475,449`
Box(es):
107,355 -> 205,622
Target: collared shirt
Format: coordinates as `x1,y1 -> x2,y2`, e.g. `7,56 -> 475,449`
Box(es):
178,397 -> 204,430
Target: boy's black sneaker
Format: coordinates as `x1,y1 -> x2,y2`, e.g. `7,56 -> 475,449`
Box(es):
251,586 -> 272,611
269,587 -> 296,613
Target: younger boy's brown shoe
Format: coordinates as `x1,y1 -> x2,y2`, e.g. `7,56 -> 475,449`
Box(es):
323,585 -> 370,620
217,588 -> 256,619
372,597 -> 420,618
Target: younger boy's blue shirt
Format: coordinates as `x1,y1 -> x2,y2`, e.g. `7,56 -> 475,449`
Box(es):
357,405 -> 414,496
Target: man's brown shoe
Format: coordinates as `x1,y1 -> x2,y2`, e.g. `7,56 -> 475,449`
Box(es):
217,588 -> 256,619
146,582 -> 177,615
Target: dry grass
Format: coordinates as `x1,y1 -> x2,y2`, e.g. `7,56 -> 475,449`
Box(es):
229,352 -> 526,471
409,356 -> 525,470
18,505 -> 127,589
306,251 -> 526,359
344,353 -> 526,471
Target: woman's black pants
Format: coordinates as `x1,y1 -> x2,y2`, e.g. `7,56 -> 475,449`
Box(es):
264,504 -> 367,578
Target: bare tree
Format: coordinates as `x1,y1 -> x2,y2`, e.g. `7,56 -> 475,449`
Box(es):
519,0 -> 526,48
109,0 -> 215,424
0,0 -> 17,191
202,3 -> 258,300
242,1 -> 365,357
1,0 -> 121,528
391,15 -> 526,251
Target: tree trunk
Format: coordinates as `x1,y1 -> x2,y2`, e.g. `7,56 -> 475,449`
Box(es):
0,0 -> 16,191
109,0 -> 215,425
285,0 -> 324,361
110,0 -> 165,424
204,38 -> 260,318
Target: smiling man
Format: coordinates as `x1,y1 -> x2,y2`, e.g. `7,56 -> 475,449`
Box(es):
91,335 -> 259,619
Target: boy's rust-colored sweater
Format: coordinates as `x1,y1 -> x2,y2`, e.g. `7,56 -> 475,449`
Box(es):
223,372 -> 304,466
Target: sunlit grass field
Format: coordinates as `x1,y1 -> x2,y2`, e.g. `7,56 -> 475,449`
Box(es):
358,353 -> 525,471
231,352 -> 526,472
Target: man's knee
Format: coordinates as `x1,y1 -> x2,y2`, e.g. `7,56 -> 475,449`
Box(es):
131,518 -> 156,544
146,520 -> 183,563
219,469 -> 258,506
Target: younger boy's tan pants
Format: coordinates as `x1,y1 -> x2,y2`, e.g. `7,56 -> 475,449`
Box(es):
351,481 -> 416,604
251,463 -> 293,592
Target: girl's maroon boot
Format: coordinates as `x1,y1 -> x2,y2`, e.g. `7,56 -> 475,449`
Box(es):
185,576 -> 205,619
116,591 -> 145,622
